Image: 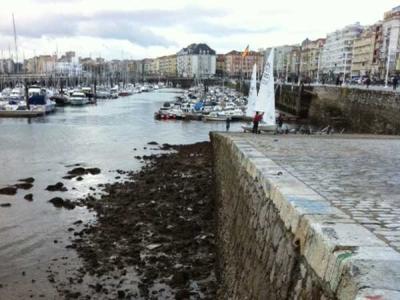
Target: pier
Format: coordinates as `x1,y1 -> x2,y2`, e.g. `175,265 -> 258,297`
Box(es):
211,132 -> 400,299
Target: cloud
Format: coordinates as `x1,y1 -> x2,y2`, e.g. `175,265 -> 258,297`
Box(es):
187,21 -> 281,37
0,6 -> 226,47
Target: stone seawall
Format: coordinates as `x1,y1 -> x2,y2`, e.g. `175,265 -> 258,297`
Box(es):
211,132 -> 400,300
276,85 -> 400,134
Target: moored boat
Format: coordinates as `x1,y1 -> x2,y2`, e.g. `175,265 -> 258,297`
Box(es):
69,92 -> 89,106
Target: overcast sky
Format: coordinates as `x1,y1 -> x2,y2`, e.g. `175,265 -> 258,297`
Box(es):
0,0 -> 398,60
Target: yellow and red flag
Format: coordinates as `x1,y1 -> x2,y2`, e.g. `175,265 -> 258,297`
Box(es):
242,45 -> 250,58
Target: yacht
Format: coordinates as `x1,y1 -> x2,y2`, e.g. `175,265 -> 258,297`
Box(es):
69,92 -> 89,106
28,86 -> 56,113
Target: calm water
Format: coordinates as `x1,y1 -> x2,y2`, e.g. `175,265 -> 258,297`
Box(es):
0,88 -> 243,298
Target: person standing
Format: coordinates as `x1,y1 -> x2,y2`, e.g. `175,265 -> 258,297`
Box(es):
365,77 -> 371,89
252,111 -> 264,134
225,116 -> 231,131
393,76 -> 398,91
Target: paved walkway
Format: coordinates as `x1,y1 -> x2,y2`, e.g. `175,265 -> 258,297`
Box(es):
232,133 -> 400,252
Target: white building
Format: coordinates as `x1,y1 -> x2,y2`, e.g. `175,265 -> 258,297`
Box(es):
321,23 -> 364,78
382,6 -> 400,76
55,56 -> 82,76
177,43 -> 216,78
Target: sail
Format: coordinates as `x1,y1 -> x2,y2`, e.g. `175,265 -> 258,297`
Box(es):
245,64 -> 257,117
255,49 -> 275,126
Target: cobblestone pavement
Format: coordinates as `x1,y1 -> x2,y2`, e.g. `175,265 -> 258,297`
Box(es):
233,133 -> 400,252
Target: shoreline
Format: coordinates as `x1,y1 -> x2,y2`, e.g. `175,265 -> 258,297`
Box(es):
46,142 -> 217,299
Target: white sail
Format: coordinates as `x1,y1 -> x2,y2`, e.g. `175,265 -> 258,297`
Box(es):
255,49 -> 275,126
245,64 -> 257,117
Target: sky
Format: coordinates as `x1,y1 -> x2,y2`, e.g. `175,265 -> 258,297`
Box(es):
0,0 -> 398,60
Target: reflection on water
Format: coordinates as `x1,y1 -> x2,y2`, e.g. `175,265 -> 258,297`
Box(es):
0,88 -> 243,298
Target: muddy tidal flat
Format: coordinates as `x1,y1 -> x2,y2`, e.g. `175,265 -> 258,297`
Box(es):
43,142 -> 216,299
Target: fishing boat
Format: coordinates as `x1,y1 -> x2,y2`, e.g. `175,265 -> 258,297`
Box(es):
69,92 -> 89,106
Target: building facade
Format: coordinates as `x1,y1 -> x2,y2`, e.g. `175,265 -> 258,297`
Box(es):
216,54 -> 225,77
0,59 -> 15,73
177,43 -> 216,78
224,50 -> 264,79
157,54 -> 177,77
350,24 -> 383,77
299,38 -> 325,82
321,23 -> 364,80
382,6 -> 400,76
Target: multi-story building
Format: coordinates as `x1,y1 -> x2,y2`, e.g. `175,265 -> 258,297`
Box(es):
273,45 -> 298,79
24,55 -> 57,74
55,52 -> 82,76
299,38 -> 325,81
286,47 -> 301,82
224,50 -> 264,79
142,58 -> 155,77
216,54 -> 225,77
157,54 -> 177,77
351,23 -> 382,77
321,23 -> 364,79
0,59 -> 15,73
177,43 -> 216,78
382,6 -> 400,77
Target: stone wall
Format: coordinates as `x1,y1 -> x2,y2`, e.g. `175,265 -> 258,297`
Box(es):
212,133 -> 332,299
276,84 -> 400,134
211,132 -> 400,300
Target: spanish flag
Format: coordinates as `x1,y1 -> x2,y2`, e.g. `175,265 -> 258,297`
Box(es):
242,45 -> 250,58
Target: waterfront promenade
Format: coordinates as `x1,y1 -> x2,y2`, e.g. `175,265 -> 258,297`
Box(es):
239,133 -> 400,251
212,132 -> 400,299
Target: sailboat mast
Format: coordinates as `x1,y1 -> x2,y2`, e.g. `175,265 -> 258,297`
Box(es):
12,13 -> 18,68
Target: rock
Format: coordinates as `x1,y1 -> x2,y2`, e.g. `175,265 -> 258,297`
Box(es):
68,167 -> 86,176
134,156 -> 142,160
48,197 -> 75,209
18,177 -> 35,183
0,186 -> 17,195
76,177 -> 83,181
46,182 -> 67,192
0,203 -> 11,207
62,175 -> 75,180
117,290 -> 125,298
147,141 -> 158,145
14,183 -> 33,190
87,168 -> 101,175
24,194 -> 33,201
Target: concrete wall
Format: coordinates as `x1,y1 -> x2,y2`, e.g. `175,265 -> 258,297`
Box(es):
211,132 -> 400,300
276,85 -> 400,134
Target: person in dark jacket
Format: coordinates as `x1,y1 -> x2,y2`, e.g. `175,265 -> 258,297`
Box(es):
252,111 -> 264,134
393,76 -> 398,91
226,116 -> 231,131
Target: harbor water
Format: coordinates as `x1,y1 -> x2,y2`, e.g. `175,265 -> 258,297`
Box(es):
0,88 -> 244,298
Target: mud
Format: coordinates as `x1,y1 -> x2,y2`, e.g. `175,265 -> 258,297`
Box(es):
52,142 -> 217,299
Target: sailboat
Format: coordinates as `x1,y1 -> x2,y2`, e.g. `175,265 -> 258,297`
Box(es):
245,64 -> 257,118
242,49 -> 276,132
254,49 -> 276,131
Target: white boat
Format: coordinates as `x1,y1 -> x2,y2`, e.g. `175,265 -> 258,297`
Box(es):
9,86 -> 25,102
69,92 -> 89,106
254,49 -> 276,131
28,86 -> 56,113
246,64 -> 258,118
204,111 -> 228,121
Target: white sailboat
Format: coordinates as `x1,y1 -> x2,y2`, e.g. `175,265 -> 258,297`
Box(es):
254,49 -> 276,131
245,64 -> 257,118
